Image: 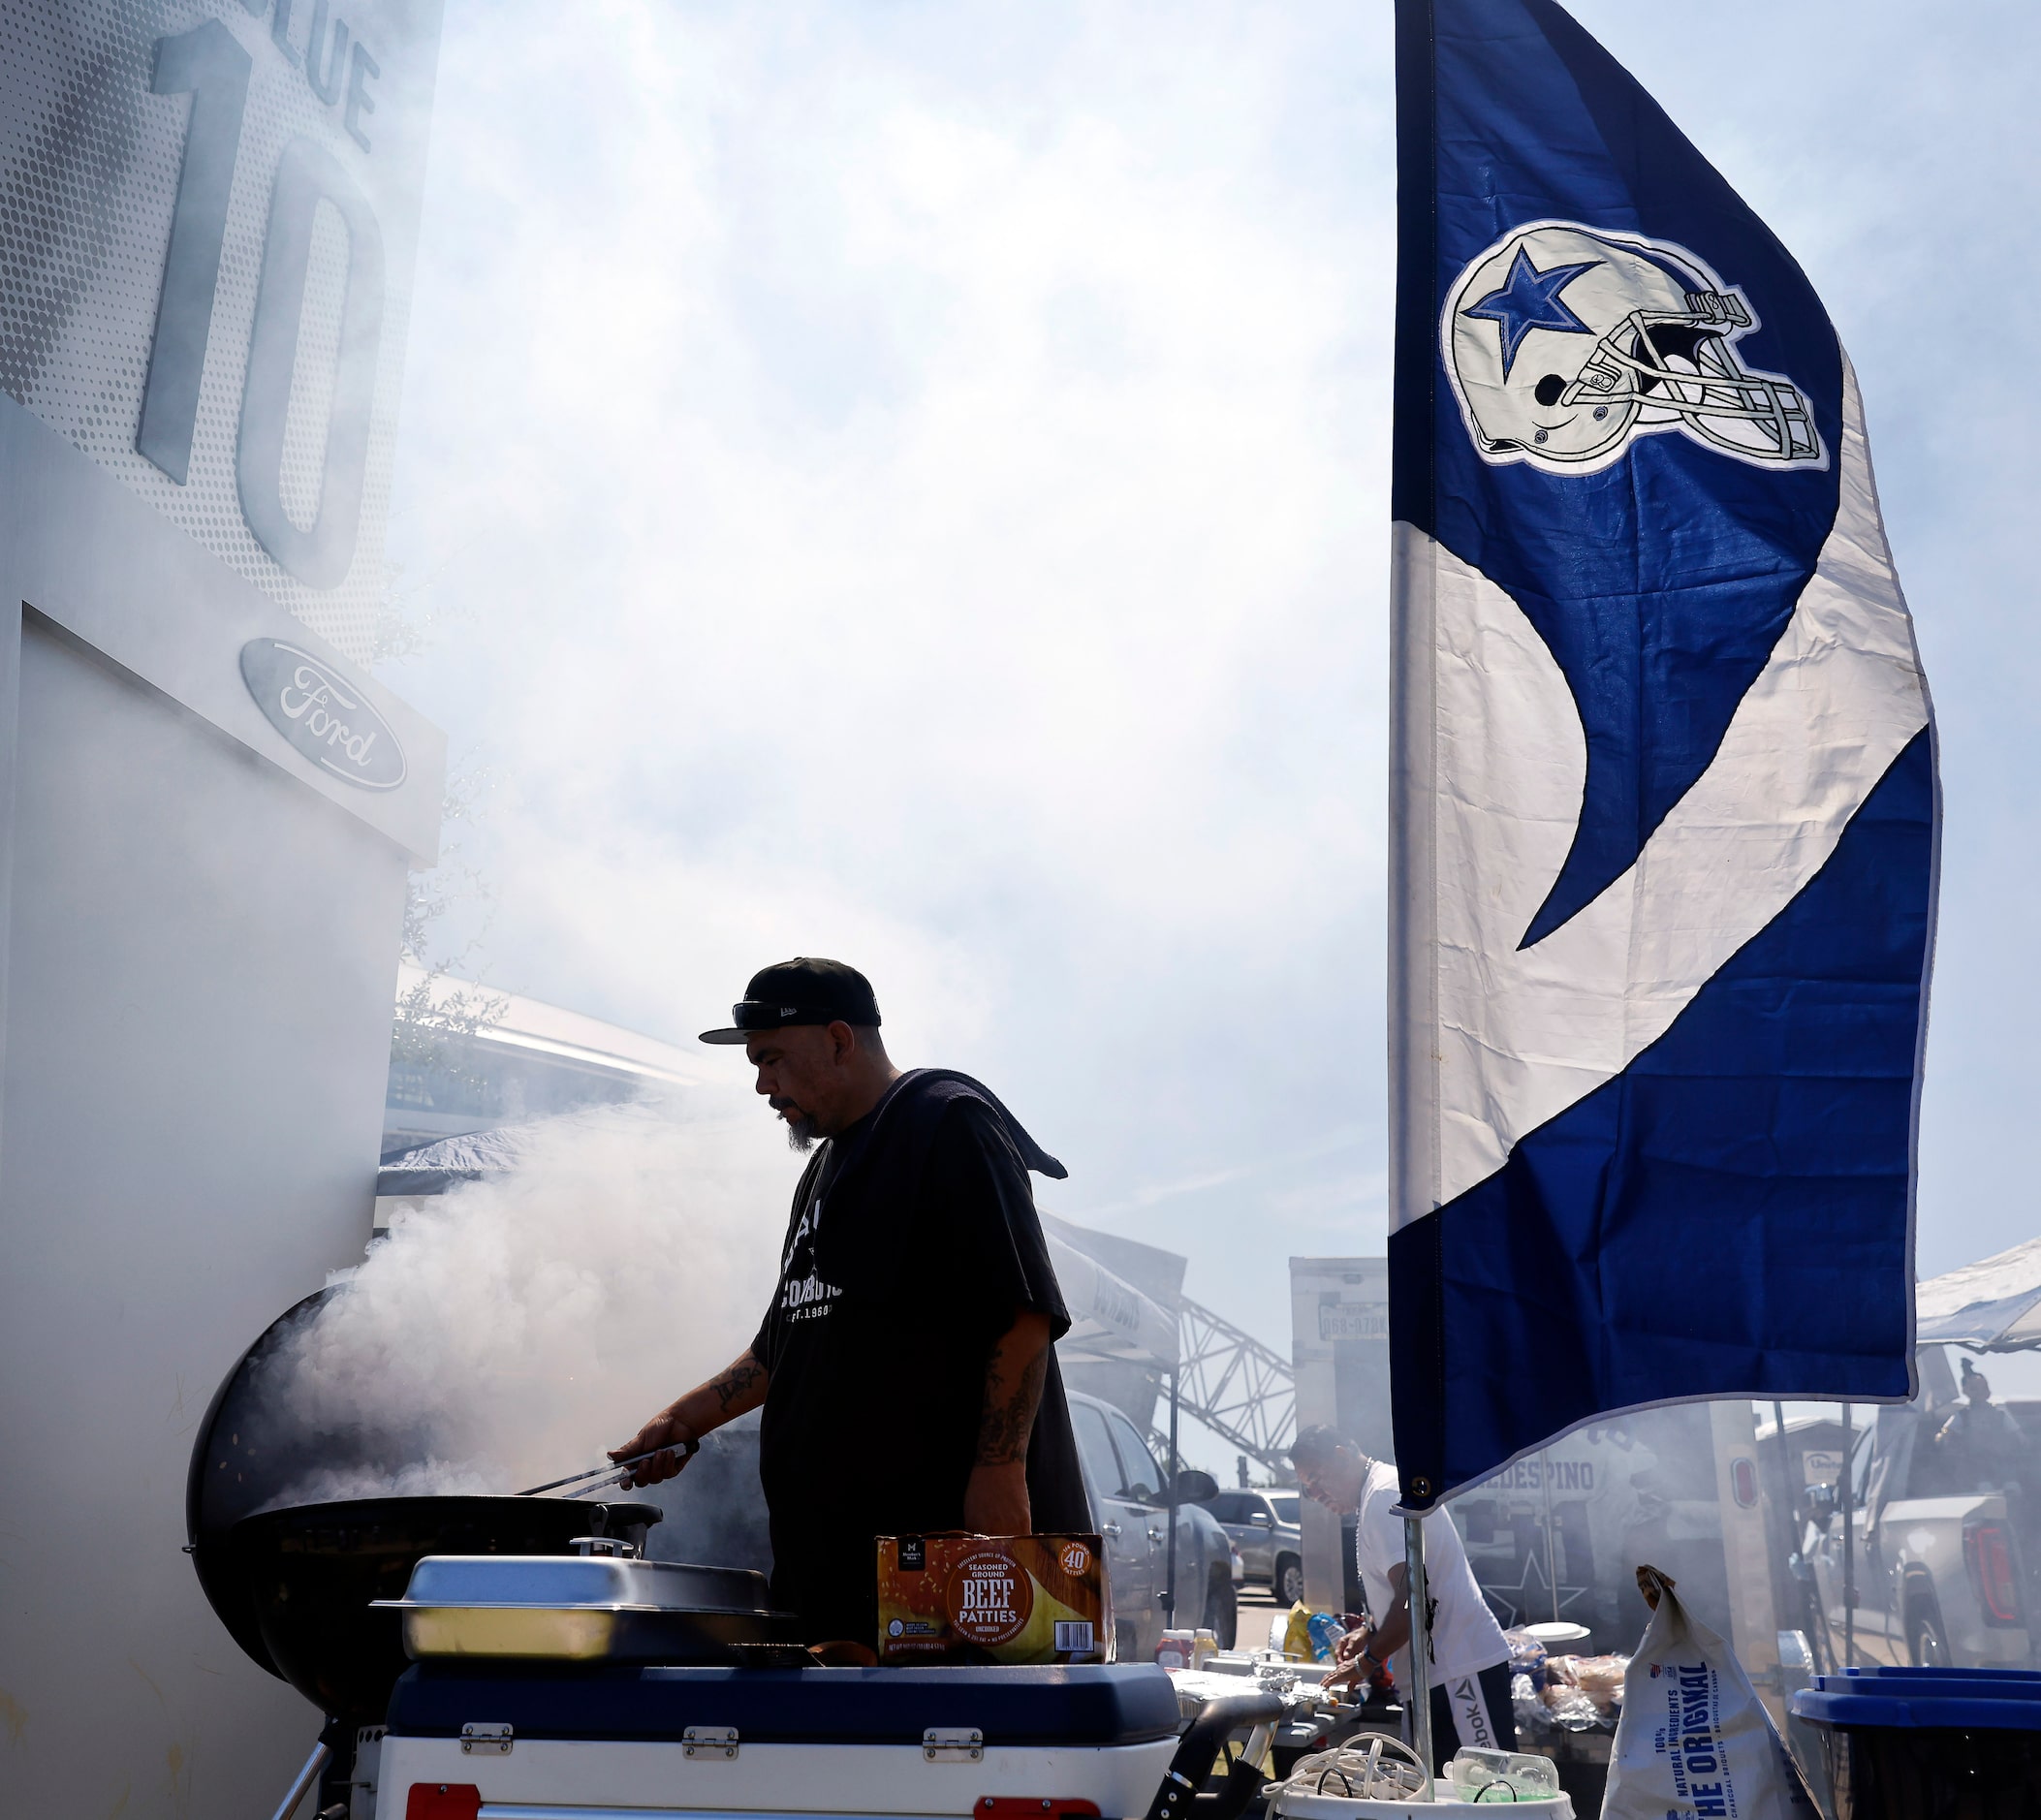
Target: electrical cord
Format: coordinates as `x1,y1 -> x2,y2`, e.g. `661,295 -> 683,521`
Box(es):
1284,1735 -> 1429,1801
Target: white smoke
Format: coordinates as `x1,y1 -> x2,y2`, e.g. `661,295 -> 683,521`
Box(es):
266,1092 -> 787,1504
272,1458 -> 498,1504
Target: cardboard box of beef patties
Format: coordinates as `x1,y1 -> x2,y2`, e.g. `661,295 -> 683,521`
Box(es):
876,1533 -> 1107,1664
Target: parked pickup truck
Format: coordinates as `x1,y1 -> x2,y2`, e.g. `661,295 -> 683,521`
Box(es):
1803,1396 -> 2040,1669
1067,1389 -> 1239,1660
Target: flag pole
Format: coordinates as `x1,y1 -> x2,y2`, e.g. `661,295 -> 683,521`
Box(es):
1540,1448 -> 1560,1623
1839,1401 -> 1855,1667
1390,0 -> 1438,1795
1403,1512 -> 1433,1790
1163,1366 -> 1181,1628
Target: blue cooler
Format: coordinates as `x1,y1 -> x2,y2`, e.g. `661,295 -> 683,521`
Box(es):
1788,1663 -> 2041,1820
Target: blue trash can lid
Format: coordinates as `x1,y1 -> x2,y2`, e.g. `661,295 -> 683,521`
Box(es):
1791,1664 -> 2041,1733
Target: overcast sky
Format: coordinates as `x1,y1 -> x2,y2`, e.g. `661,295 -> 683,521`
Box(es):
381,0 -> 2041,1388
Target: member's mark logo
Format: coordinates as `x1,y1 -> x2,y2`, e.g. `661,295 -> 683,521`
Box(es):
1442,221 -> 1826,475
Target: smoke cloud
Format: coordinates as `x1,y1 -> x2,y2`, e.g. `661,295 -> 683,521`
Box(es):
262,1092 -> 787,1506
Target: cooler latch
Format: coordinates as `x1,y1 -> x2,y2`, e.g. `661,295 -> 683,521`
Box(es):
925,1727 -> 985,1763
458,1722 -> 513,1757
684,1726 -> 739,1760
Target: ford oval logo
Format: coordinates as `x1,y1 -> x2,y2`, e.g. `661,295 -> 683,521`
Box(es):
239,639 -> 406,791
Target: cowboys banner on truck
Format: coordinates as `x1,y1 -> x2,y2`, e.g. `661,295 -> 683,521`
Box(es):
1387,0 -> 1936,1509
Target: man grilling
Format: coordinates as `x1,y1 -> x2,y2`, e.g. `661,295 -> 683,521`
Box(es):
612,957 -> 1089,1649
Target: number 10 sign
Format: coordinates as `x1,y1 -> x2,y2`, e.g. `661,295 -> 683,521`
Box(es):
0,0 -> 443,665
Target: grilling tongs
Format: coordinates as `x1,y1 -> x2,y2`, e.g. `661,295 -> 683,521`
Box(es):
518,1438 -> 702,1499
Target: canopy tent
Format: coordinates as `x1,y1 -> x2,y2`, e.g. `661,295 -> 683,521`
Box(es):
377,1125 -> 534,1196
1916,1236 -> 2041,1352
1039,1218 -> 1180,1373
1045,1238 -> 1181,1369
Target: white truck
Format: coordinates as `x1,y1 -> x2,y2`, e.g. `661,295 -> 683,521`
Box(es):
1802,1396 -> 2039,1669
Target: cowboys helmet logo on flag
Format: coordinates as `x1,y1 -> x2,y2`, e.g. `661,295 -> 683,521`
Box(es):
1388,0 -> 1936,1508
1445,224 -> 1824,473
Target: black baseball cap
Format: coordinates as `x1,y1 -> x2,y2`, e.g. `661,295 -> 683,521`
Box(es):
699,957 -> 883,1045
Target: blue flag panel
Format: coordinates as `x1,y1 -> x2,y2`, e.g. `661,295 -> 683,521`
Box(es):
1387,0 -> 1935,1508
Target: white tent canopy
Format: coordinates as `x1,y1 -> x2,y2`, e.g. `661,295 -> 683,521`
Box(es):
1045,1231 -> 1180,1370
1917,1236 -> 2041,1352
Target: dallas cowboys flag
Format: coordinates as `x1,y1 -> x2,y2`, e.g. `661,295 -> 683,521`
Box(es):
1388,0 -> 1936,1509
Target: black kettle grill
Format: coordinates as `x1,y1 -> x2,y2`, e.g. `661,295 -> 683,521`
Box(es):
186,1290 -> 663,1815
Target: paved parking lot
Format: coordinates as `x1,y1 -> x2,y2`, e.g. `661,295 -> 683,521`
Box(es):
1234,1582 -> 1284,1651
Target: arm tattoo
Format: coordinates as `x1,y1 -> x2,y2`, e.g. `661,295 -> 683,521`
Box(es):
976,1339 -> 1049,1466
710,1355 -> 765,1413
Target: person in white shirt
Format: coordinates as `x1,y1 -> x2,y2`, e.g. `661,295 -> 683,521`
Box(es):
1289,1426 -> 1515,1769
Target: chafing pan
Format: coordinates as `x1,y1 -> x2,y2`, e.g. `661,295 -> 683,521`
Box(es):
373,1552 -> 806,1662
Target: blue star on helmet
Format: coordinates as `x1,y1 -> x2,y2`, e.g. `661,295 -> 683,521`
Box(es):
1462,245 -> 1601,379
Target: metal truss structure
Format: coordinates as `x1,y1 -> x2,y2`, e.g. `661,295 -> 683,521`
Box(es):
1155,1294 -> 1298,1480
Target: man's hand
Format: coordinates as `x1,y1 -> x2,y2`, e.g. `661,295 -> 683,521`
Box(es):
610,1408 -> 697,1490
1323,1623 -> 1377,1693
612,1350 -> 768,1490
1333,1624 -> 1374,1666
963,1459 -> 1032,1536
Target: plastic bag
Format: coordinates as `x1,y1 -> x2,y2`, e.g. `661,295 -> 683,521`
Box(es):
1542,1683 -> 1607,1732
1569,1653 -> 1629,1712
1282,1602 -> 1315,1662
1502,1626 -> 1549,1680
1603,1565 -> 1819,1820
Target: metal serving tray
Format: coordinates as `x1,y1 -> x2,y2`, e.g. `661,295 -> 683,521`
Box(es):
372,1554 -> 804,1663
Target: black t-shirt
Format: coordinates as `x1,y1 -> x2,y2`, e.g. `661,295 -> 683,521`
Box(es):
749,1070 -> 1089,1645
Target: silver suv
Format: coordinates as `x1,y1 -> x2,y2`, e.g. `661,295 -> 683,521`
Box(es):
1196,1487 -> 1303,1605
1067,1390 -> 1238,1660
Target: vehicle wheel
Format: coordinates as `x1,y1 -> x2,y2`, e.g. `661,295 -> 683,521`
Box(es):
1275,1553 -> 1304,1606
1908,1603 -> 1950,1667
1206,1568 -> 1238,1649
